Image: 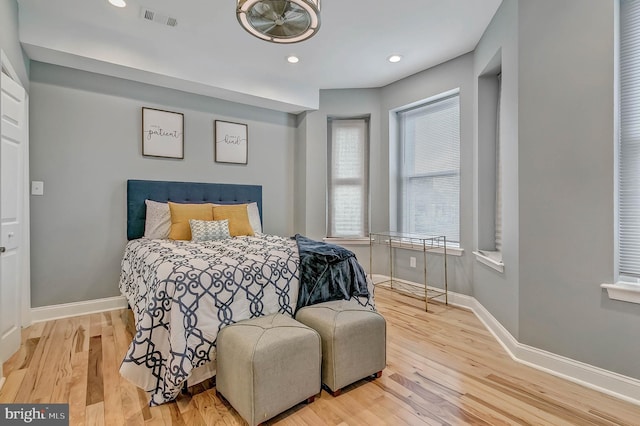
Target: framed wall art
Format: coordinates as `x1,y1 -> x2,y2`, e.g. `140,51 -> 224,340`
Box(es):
215,120 -> 248,164
142,107 -> 184,159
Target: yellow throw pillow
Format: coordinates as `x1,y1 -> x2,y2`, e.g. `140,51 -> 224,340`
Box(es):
168,202 -> 214,240
212,204 -> 254,237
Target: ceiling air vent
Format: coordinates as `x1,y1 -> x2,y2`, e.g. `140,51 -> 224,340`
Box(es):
140,7 -> 178,27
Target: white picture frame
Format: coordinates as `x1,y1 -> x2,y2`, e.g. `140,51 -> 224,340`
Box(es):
215,120 -> 248,164
142,107 -> 184,159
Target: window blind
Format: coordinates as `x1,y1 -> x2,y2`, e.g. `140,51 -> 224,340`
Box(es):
398,94 -> 460,243
495,73 -> 502,253
620,0 -> 640,278
327,118 -> 369,238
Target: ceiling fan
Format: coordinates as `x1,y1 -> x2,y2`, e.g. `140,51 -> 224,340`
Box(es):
236,0 -> 321,43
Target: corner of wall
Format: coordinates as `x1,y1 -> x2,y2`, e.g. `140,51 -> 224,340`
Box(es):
470,0 -> 520,339
0,0 -> 30,89
294,112 -> 308,234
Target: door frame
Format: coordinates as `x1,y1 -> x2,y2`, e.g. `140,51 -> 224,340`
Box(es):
0,48 -> 31,329
0,49 -> 31,389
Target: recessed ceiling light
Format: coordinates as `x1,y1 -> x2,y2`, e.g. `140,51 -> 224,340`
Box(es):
287,56 -> 300,64
388,54 -> 403,63
109,0 -> 126,7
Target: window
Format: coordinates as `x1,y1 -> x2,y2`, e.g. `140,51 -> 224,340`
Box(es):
603,0 -> 640,302
477,67 -> 503,267
602,0 -> 640,303
619,0 -> 640,282
327,117 -> 369,238
494,75 -> 503,254
397,94 -> 460,243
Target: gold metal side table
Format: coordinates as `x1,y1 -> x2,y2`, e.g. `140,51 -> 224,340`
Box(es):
369,231 -> 448,312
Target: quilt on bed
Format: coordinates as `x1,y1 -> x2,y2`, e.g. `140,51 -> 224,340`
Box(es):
119,234 -> 374,405
119,234 -> 300,405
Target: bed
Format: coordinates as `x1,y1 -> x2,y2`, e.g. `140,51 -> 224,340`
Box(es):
119,180 -> 374,405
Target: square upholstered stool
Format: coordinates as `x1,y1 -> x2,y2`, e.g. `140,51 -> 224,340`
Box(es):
216,313 -> 321,426
295,299 -> 386,396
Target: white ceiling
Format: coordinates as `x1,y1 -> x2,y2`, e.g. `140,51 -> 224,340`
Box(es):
17,0 -> 502,113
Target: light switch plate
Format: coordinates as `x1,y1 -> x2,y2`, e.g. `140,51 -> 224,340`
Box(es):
31,181 -> 44,196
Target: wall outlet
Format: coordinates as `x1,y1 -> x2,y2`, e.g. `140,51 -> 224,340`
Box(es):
410,256 -> 416,268
31,181 -> 44,196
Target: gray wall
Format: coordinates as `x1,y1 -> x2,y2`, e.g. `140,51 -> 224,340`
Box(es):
517,0 -> 639,379
298,89 -> 381,239
473,0 -> 520,337
29,62 -> 296,307
293,112 -> 307,234
296,88 -> 382,263
296,54 -> 477,295
0,0 -> 29,89
380,53 -> 475,295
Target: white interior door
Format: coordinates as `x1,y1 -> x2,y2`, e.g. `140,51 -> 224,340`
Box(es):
0,70 -> 25,363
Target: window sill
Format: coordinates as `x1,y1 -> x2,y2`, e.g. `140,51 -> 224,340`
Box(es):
473,251 -> 504,273
600,282 -> 640,304
323,237 -> 371,246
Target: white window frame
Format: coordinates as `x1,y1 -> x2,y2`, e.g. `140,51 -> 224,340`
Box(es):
602,0 -> 640,303
396,93 -> 461,246
326,116 -> 370,239
475,62 -> 504,273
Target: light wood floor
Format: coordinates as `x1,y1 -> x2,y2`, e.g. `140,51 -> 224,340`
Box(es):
1,287 -> 639,425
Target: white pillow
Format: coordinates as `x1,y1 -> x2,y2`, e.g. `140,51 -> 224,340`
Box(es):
144,200 -> 171,239
247,202 -> 263,234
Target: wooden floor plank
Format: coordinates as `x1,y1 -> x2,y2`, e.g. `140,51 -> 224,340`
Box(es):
27,321 -> 46,339
85,401 -> 105,426
188,391 -> 222,425
0,369 -> 27,403
2,337 -> 39,374
27,319 -> 70,403
86,335 -> 104,406
102,325 -> 126,426
49,318 -> 81,404
3,288 -> 640,425
12,320 -> 54,402
68,351 -> 89,426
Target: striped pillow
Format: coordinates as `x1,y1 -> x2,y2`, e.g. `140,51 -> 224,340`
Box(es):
189,219 -> 230,241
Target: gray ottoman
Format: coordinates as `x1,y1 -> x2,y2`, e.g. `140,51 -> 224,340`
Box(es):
216,313 -> 321,426
295,299 -> 386,396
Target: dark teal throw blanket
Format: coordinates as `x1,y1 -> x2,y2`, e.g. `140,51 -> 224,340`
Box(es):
293,234 -> 370,312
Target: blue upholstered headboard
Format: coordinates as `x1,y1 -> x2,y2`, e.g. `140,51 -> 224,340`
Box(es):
127,179 -> 263,240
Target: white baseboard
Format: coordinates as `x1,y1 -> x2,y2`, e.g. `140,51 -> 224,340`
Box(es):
373,275 -> 640,407
513,343 -> 640,406
371,274 -> 390,285
30,296 -> 128,323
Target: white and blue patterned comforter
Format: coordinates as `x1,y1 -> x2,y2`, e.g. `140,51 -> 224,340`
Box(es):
118,234 -> 300,405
